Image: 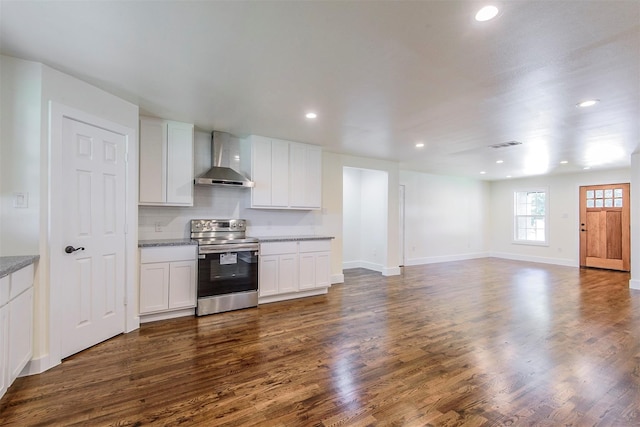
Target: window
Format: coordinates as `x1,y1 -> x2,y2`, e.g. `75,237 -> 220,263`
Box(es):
514,190 -> 548,244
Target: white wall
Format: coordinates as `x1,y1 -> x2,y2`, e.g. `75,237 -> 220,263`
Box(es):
0,56 -> 42,256
342,167 -> 362,265
630,152 -> 640,290
342,167 -> 388,272
489,168 -> 631,266
0,55 -> 140,371
400,170 -> 491,265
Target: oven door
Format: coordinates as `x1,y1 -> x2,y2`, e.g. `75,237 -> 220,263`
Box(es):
197,245 -> 259,298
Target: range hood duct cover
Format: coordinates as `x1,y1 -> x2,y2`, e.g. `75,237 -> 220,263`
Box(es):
195,131 -> 254,187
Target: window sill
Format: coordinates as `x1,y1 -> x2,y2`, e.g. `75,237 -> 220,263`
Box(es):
512,240 -> 549,247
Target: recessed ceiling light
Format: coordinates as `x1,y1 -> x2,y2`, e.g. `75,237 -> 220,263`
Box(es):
576,99 -> 599,108
560,160 -> 568,164
496,160 -> 504,164
475,5 -> 499,22
305,112 -> 317,119
506,175 -> 512,178
415,142 -> 425,148
583,166 -> 591,170
480,171 -> 487,175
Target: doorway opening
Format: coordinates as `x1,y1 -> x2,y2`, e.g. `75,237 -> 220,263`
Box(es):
342,167 -> 388,273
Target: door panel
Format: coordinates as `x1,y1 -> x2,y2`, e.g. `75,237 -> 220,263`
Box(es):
606,211 -> 622,259
585,211 -> 600,258
580,183 -> 630,271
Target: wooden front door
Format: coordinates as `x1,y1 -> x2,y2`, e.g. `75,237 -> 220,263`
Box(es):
579,183 -> 630,271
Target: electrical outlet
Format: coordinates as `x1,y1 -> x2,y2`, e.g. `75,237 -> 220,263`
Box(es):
155,222 -> 163,232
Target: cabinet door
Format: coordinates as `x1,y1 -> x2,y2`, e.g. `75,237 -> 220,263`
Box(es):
298,252 -> 316,290
290,143 -> 322,209
314,252 -> 331,288
0,304 -> 8,398
252,136 -> 273,207
8,288 -> 33,383
305,145 -> 322,209
139,117 -> 167,204
270,139 -> 290,207
166,121 -> 194,205
289,143 -> 306,208
299,251 -> 330,290
168,261 -> 196,309
259,255 -> 279,297
278,254 -> 298,294
139,263 -> 170,313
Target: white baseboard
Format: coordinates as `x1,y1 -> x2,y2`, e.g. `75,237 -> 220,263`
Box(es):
20,354 -> 60,376
126,315 -> 141,333
490,252 -> 577,267
140,307 -> 195,324
331,273 -> 345,284
383,267 -> 401,276
405,252 -> 490,266
343,261 -> 400,276
342,261 -> 361,270
258,287 -> 328,304
630,279 -> 640,290
343,260 -> 384,272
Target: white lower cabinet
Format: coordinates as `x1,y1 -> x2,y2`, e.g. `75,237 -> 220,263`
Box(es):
0,262 -> 35,400
0,303 -> 8,398
8,288 -> 33,383
259,239 -> 331,302
139,263 -> 170,313
299,251 -> 331,291
139,246 -> 197,320
168,261 -> 197,309
259,242 -> 298,297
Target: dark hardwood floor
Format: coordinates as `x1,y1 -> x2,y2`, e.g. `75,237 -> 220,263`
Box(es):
1,258 -> 639,426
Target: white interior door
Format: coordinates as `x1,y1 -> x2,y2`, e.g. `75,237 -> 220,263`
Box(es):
60,117 -> 126,358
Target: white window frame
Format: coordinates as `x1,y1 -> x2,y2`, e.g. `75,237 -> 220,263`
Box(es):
513,188 -> 549,246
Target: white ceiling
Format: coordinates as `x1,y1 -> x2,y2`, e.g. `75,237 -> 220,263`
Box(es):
1,0 -> 639,180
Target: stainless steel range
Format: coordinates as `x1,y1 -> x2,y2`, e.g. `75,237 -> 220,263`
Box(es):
190,219 -> 259,316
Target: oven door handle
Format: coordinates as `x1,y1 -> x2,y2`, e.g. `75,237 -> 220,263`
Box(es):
199,243 -> 260,254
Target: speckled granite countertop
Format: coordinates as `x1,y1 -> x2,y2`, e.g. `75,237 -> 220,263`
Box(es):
256,236 -> 334,243
0,255 -> 40,278
138,239 -> 197,248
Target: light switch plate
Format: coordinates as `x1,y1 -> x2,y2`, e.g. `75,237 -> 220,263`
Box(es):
13,192 -> 28,208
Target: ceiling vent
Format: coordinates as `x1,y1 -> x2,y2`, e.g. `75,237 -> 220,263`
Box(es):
489,141 -> 523,149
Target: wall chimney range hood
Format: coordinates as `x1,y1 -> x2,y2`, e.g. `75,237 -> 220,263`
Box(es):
195,131 -> 254,187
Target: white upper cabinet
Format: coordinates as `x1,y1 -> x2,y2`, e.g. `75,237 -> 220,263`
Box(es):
289,143 -> 322,209
139,117 -> 194,206
248,135 -> 321,210
251,135 -> 289,208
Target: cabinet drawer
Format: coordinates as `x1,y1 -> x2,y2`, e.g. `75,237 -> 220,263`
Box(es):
9,264 -> 34,300
140,246 -> 196,264
260,242 -> 298,256
299,240 -> 331,253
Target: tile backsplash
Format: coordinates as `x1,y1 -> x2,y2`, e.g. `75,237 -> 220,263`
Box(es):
138,185 -> 322,240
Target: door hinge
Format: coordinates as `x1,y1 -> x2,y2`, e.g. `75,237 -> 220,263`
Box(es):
124,223 -> 128,234
125,151 -> 129,163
